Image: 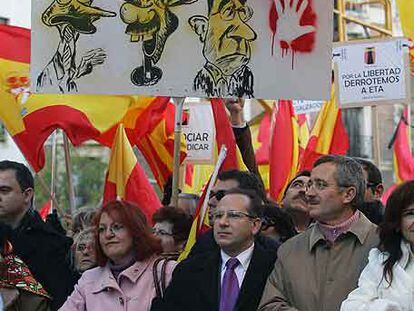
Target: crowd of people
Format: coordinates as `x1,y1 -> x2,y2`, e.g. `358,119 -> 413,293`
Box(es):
1,153 -> 413,311
1,100 -> 413,311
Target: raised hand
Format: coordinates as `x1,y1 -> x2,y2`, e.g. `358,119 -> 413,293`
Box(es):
274,0 -> 315,46
76,48 -> 106,79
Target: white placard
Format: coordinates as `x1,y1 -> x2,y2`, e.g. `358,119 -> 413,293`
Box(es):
31,0 -> 333,100
333,38 -> 409,106
182,101 -> 215,163
293,100 -> 323,114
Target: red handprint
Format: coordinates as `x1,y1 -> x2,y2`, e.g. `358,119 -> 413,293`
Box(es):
269,0 -> 317,69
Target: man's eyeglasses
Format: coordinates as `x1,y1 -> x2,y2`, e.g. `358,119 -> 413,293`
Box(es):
215,4 -> 253,22
212,210 -> 256,222
152,228 -> 173,237
209,190 -> 226,201
261,217 -> 276,231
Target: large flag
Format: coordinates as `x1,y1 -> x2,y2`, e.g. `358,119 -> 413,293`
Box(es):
251,108 -> 309,193
396,0 -> 414,74
103,124 -> 161,221
252,112 -> 272,191
300,88 -> 349,170
0,25 -> 183,189
269,100 -> 300,202
391,107 -> 414,183
382,107 -> 414,204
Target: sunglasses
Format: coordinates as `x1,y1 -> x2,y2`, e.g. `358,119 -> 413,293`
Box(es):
209,190 -> 226,201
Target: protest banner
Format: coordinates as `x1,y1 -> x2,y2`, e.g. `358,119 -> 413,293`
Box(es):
182,100 -> 215,163
31,0 -> 333,100
333,38 -> 411,107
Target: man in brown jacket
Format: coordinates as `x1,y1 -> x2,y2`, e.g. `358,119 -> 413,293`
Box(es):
258,155 -> 379,311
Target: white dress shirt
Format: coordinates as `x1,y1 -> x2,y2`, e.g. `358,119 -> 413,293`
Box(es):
220,243 -> 255,287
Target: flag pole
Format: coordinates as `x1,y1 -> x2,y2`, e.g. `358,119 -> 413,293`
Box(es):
63,133 -> 77,216
171,97 -> 185,207
50,130 -> 58,213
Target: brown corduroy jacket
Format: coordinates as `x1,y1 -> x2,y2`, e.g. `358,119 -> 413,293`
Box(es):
258,213 -> 379,311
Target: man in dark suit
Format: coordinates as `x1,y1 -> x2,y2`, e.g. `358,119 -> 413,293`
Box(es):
152,188 -> 276,311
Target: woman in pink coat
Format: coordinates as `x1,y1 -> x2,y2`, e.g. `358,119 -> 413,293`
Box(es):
60,200 -> 176,311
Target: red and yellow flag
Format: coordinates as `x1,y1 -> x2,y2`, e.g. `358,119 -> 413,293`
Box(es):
300,88 -> 349,171
396,0 -> 414,74
0,25 -> 183,189
269,100 -> 300,202
382,107 -> 414,205
103,124 -> 161,221
392,107 -> 414,184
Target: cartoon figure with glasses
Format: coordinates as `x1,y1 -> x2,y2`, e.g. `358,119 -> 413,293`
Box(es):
189,0 -> 257,97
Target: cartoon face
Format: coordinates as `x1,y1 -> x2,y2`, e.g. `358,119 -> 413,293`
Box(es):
190,0 -> 257,76
42,0 -> 116,34
120,0 -> 195,62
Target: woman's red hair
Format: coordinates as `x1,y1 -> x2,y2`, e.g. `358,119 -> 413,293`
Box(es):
94,200 -> 162,266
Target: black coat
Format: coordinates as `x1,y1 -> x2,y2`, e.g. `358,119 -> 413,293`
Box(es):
0,209 -> 79,310
151,243 -> 276,311
188,229 -> 280,260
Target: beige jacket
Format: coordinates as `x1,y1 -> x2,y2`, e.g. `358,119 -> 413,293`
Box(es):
258,213 -> 379,311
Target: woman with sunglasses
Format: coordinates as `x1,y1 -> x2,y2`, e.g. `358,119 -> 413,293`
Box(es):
60,200 -> 176,311
341,181 -> 414,311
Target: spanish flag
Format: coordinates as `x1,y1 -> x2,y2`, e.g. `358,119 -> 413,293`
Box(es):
269,100 -> 300,202
382,107 -> 414,204
391,107 -> 414,183
300,88 -> 349,170
103,124 -> 161,221
252,112 -> 271,191
0,25 -> 183,189
396,0 -> 414,74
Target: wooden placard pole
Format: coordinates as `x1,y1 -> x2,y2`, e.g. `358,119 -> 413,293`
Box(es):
171,97 -> 185,208
50,131 -> 58,212
63,133 -> 77,216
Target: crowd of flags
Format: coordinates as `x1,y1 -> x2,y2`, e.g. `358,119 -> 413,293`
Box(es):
1,8 -> 414,237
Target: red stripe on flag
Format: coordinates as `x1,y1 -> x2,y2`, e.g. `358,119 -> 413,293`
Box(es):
269,100 -> 296,201
210,99 -> 239,171
14,105 -> 101,171
0,24 -> 30,63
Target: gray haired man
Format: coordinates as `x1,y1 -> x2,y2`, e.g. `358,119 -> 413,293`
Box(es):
258,155 -> 379,311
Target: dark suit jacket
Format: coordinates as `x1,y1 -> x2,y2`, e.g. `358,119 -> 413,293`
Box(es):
151,243 -> 276,311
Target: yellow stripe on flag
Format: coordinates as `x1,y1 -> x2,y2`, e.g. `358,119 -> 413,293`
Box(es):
107,124 -> 137,198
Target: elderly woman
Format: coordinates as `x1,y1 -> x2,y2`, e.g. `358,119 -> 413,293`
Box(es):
60,200 -> 176,311
341,181 -> 414,311
72,228 -> 97,273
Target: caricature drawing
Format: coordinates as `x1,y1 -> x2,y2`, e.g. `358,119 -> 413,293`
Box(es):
120,0 -> 197,86
36,0 -> 116,93
189,0 -> 257,98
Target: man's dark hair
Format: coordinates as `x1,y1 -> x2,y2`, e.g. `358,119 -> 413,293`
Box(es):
217,169 -> 267,202
152,206 -> 193,243
282,170 -> 311,199
354,158 -> 382,185
223,188 -> 263,218
0,160 -> 34,191
314,155 -> 365,210
358,200 -> 384,225
262,203 -> 297,242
